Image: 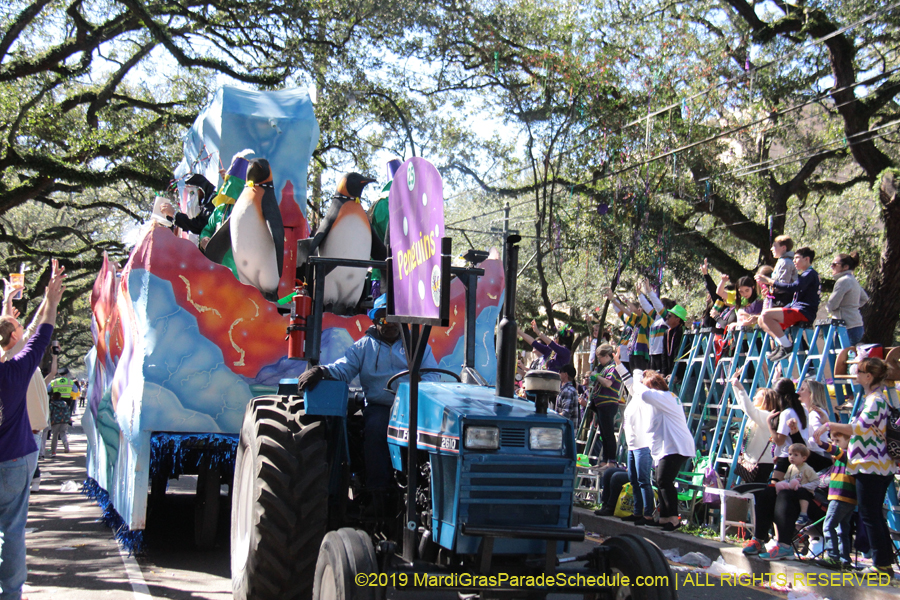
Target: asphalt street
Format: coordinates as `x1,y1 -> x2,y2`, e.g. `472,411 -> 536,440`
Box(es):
22,408 -> 780,600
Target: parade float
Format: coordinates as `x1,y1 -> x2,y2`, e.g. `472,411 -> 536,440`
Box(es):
82,86 -> 505,549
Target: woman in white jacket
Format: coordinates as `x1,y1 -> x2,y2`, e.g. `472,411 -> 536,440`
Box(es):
634,369 -> 696,531
729,376 -> 778,484
612,351 -> 656,525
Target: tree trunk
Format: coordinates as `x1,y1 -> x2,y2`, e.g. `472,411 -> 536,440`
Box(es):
863,171 -> 900,346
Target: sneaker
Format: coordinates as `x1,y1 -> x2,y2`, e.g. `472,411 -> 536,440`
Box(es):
862,565 -> 894,576
594,507 -> 614,517
815,557 -> 841,570
742,539 -> 763,555
760,544 -> 794,561
795,514 -> 811,527
841,560 -> 859,571
30,477 -> 40,492
767,344 -> 792,361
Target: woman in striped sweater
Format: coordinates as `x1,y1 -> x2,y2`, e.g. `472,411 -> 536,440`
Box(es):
814,357 -> 898,575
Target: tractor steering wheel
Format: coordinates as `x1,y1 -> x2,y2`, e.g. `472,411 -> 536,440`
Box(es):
385,368 -> 462,395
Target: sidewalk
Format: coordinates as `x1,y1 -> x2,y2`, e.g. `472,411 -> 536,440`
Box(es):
23,410 -> 137,599
574,507 -> 900,600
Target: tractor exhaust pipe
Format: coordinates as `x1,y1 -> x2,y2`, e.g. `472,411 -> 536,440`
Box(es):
496,234 -> 521,398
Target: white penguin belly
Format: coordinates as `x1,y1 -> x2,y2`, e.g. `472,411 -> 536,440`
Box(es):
230,201 -> 279,294
319,209 -> 371,310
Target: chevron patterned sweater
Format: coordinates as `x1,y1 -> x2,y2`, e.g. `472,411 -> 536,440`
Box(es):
848,391 -> 898,476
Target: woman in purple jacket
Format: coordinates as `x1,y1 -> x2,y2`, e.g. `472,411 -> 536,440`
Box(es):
517,320 -> 573,373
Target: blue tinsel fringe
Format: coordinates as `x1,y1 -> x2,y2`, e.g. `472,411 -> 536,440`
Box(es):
149,432 -> 238,479
81,478 -> 145,555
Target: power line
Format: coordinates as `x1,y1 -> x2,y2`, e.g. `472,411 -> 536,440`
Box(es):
442,3 -> 900,203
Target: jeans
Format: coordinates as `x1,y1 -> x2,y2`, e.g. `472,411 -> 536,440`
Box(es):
656,454 -> 688,518
363,404 -> 393,491
847,326 -> 864,346
31,434 -> 41,482
627,448 -> 654,517
50,423 -> 69,454
823,499 -> 855,562
0,451 -> 37,600
855,472 -> 894,568
592,403 -> 620,464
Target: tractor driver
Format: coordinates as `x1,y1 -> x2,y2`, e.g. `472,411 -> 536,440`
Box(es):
296,294 -> 439,500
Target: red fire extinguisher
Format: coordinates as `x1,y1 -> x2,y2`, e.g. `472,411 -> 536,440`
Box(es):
287,283 -> 312,358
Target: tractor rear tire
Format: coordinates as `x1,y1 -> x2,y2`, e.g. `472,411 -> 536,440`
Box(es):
231,395 -> 329,600
591,534 -> 676,600
312,528 -> 378,600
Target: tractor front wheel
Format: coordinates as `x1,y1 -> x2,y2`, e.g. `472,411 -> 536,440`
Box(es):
590,534 -> 676,600
231,395 -> 329,600
313,528 -> 378,600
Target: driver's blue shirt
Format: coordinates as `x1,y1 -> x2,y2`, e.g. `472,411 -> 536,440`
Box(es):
322,327 -> 439,406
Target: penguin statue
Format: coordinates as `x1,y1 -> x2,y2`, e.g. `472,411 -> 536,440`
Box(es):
205,158 -> 284,301
298,172 -> 377,314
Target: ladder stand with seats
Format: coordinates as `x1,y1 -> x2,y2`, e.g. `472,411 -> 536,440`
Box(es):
795,319 -> 851,421
679,328 -> 718,438
670,326 -> 700,396
704,327 -> 767,484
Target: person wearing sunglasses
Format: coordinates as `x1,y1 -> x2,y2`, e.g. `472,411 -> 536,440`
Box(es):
814,357 -> 897,575
825,251 -> 868,346
296,294 -> 439,499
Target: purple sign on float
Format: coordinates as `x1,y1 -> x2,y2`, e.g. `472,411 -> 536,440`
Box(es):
389,158 -> 445,321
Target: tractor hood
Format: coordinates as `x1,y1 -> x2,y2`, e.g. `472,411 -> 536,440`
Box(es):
388,382 -> 573,456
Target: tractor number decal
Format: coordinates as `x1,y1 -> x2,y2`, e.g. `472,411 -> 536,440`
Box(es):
388,426 -> 459,453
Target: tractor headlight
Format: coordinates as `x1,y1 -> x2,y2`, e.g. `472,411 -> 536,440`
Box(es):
529,427 -> 563,450
464,426 -> 499,450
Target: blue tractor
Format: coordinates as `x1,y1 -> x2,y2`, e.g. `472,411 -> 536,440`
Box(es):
230,236 -> 675,600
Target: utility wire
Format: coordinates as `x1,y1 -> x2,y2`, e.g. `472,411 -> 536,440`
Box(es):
442,3 -> 900,203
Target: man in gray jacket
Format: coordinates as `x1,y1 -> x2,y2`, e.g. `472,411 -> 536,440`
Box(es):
297,294 -> 439,493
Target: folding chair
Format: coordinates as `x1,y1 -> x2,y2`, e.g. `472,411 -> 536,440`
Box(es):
674,455 -> 711,526
792,515 -> 827,559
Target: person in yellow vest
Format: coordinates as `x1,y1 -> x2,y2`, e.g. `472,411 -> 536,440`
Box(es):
50,375 -> 74,415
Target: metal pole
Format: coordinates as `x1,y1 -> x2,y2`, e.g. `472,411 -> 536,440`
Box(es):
501,201 -> 510,269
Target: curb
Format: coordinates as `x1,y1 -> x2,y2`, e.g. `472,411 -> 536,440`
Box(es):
574,508 -> 900,600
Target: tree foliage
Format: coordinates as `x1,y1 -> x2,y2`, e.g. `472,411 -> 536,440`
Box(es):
2,0 -> 899,369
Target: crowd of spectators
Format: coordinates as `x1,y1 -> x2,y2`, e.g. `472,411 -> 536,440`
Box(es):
514,234 -> 894,574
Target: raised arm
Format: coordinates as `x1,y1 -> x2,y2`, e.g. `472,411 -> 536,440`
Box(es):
642,280 -> 665,315
35,259 -> 65,328
613,348 -> 633,394
517,327 -> 537,347
2,277 -> 23,318
730,376 -> 768,428
606,288 -> 629,316
716,275 -> 730,302
530,320 -> 553,345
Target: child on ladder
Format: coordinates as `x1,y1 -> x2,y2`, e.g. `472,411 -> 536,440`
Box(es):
754,247 -> 821,361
